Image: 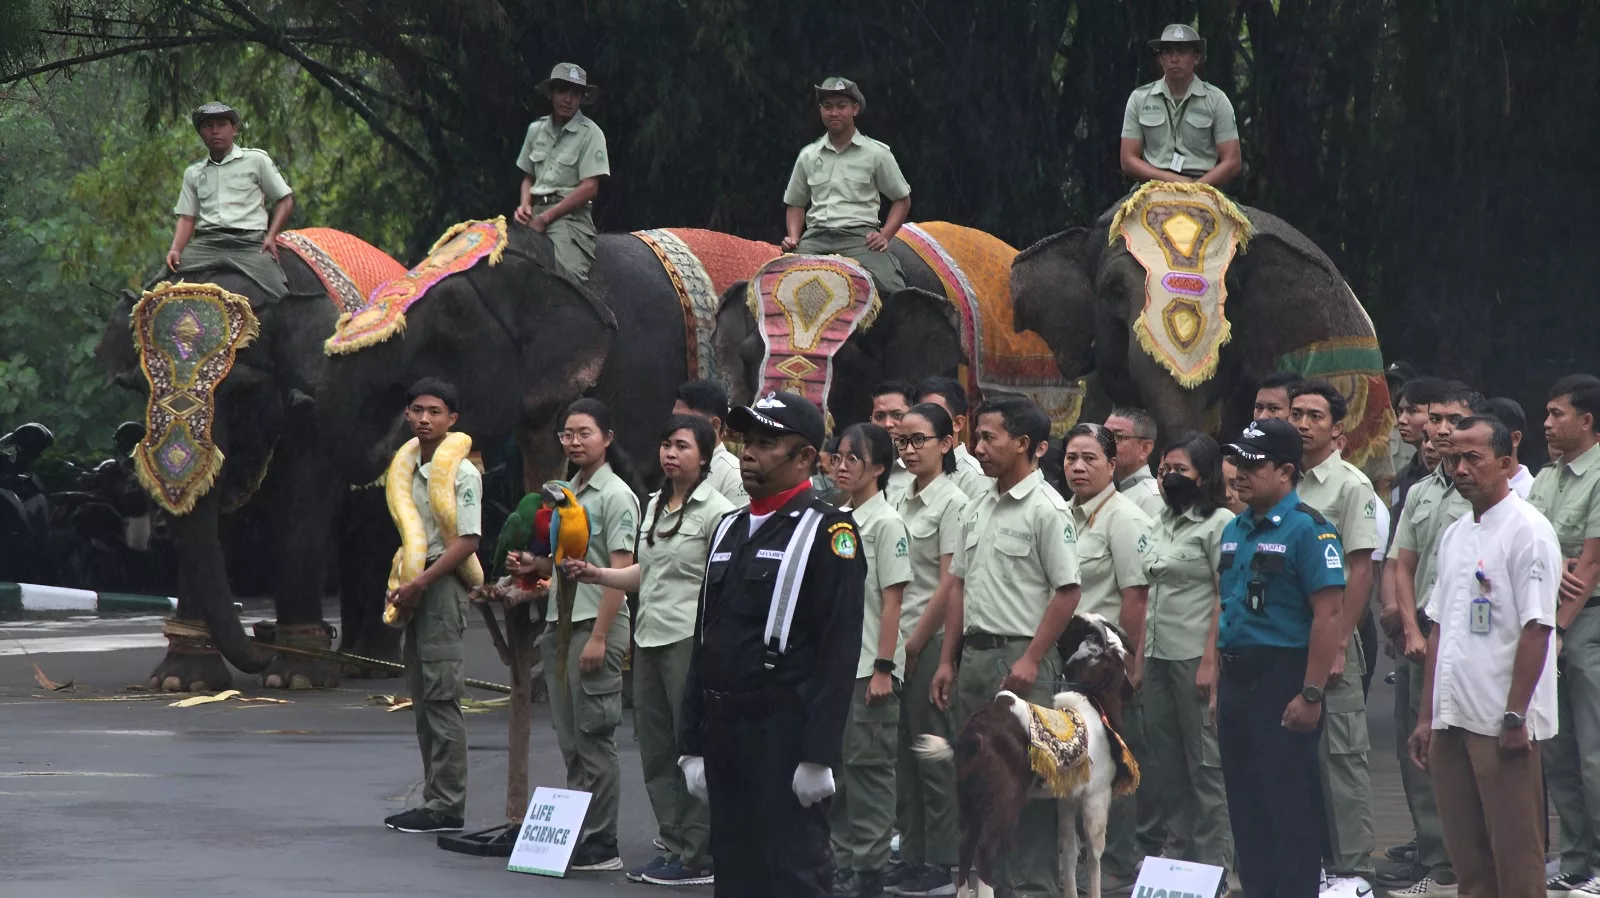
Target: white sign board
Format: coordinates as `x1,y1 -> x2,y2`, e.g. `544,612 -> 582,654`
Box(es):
506,787 -> 593,877
1130,857 -> 1226,898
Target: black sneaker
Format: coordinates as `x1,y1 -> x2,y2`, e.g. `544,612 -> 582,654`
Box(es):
643,860 -> 715,886
894,865 -> 956,896
627,855 -> 672,882
570,841 -> 624,872
882,861 -> 917,888
835,870 -> 885,898
383,807 -> 463,833
1549,873 -> 1594,893
1385,841 -> 1418,863
1376,862 -> 1427,887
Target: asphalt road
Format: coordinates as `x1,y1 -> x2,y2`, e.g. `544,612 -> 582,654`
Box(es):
0,604 -> 1419,897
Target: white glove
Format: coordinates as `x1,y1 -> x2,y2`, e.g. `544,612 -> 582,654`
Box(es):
678,755 -> 708,802
791,762 -> 835,807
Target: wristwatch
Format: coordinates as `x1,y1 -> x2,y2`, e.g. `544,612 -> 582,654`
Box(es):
1503,711 -> 1527,730
873,658 -> 896,674
1300,684 -> 1325,704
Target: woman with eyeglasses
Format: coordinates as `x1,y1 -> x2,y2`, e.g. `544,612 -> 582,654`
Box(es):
564,414 -> 733,885
1140,432 -> 1235,882
539,397 -> 642,871
884,402 -> 969,895
827,422 -> 911,897
1061,422 -> 1156,889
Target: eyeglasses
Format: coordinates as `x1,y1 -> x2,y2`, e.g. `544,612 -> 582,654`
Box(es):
837,453 -> 867,467
892,434 -> 936,450
557,428 -> 599,444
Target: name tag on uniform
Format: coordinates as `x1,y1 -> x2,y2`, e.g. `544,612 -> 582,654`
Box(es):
1169,152 -> 1186,173
1470,597 -> 1492,634
1221,542 -> 1238,552
710,552 -> 732,563
1257,543 -> 1286,554
756,549 -> 786,561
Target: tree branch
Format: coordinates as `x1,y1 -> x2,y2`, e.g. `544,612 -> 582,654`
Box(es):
0,36 -> 236,84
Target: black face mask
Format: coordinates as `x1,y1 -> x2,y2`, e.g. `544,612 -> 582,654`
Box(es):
1162,472 -> 1202,511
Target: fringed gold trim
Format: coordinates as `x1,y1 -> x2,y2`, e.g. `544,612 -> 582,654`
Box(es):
855,287 -> 883,332
428,215 -> 508,266
1131,314 -> 1232,388
1030,742 -> 1093,798
134,446 -> 223,516
744,277 -> 763,324
1113,753 -> 1141,797
1108,181 -> 1254,249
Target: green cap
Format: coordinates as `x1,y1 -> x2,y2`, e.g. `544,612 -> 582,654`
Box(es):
538,62 -> 599,102
1149,23 -> 1205,54
190,102 -> 240,129
814,77 -> 865,114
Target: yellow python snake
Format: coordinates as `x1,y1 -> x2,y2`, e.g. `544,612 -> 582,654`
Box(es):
383,432 -> 485,627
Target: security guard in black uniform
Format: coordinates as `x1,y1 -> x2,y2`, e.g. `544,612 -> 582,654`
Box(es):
1215,418 -> 1348,898
678,391 -> 867,898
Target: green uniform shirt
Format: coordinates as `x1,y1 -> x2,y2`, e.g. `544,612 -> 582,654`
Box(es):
514,111 -> 610,199
564,463 -> 640,622
782,131 -> 911,231
173,146 -> 292,233
635,480 -> 736,648
851,492 -> 912,678
1296,451 -> 1380,554
952,444 -> 993,501
887,461 -> 916,506
409,453 -> 483,559
893,473 -> 969,641
952,469 -> 1081,638
1120,77 -> 1239,176
1529,443 -> 1600,597
1144,505 -> 1232,661
706,443 -> 748,506
1118,467 -> 1168,520
1072,484 -> 1154,620
1393,467 -> 1473,608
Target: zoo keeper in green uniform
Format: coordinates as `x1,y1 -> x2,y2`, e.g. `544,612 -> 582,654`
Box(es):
1119,25 -> 1241,187
827,422 -> 912,898
514,63 -> 610,283
544,397 -> 640,871
782,77 -> 912,296
1062,423 -> 1157,891
1287,380 -> 1379,887
930,395 -> 1081,898
888,402 -> 970,896
166,102 -> 295,299
383,378 -> 480,835
1141,432 -> 1235,879
565,414 -> 733,886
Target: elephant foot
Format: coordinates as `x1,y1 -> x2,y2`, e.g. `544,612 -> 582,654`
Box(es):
150,620 -> 232,693
258,621 -> 340,690
340,630 -> 404,680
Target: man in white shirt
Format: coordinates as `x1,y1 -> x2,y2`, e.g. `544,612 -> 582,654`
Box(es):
1409,415 -> 1559,898
1487,396 -> 1535,499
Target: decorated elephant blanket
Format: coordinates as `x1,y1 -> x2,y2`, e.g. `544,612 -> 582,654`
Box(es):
129,282 -> 260,516
896,222 -> 1084,436
632,228 -> 780,385
745,255 -> 881,416
275,228 -> 407,316
1111,182 -> 1254,389
324,217 -> 508,355
1279,335 -> 1396,473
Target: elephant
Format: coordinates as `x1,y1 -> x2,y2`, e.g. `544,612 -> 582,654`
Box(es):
95,250 -> 397,692
1011,199 -> 1394,481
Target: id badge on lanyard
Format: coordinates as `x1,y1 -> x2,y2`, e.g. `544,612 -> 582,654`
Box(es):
1470,562 -> 1492,635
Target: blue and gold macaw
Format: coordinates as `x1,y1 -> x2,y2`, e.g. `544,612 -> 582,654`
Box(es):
539,480 -> 589,682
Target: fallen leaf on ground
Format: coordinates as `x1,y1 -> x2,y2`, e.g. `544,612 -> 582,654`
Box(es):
168,690 -> 242,707
461,696 -> 509,713
33,663 -> 73,692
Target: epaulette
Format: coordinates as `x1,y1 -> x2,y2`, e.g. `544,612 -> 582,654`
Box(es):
1295,503 -> 1329,526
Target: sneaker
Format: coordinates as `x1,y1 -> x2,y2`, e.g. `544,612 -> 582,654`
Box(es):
1377,862 -> 1428,887
834,870 -> 885,898
653,836 -> 667,851
1319,876 -> 1374,898
1391,876 -> 1458,898
895,865 -> 957,896
627,855 -> 672,882
570,842 -> 624,872
1385,841 -> 1419,863
882,861 -> 917,888
383,808 -> 464,833
1550,873 -> 1594,894
643,861 -> 715,886
1570,879 -> 1600,897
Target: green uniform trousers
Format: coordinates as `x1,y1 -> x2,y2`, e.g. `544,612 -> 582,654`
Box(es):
832,676 -> 901,873
533,201 -> 598,284
1142,656 -> 1234,874
896,632 -> 958,869
1319,634 -> 1376,877
542,615 -> 630,850
1394,657 -> 1451,875
1102,691 -> 1165,877
1544,605 -> 1600,875
795,226 -> 907,296
634,637 -> 710,867
173,229 -> 288,299
403,575 -> 470,819
955,637 -> 1063,898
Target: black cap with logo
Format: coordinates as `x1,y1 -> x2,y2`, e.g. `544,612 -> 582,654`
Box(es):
728,391 -> 827,450
1223,418 -> 1304,467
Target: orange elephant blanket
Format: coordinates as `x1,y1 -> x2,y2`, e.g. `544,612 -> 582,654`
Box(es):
632,228 -> 780,383
275,228 -> 407,316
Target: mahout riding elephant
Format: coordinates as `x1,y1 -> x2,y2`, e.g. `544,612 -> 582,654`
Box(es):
95,246 -> 398,692
1011,195 -> 1394,479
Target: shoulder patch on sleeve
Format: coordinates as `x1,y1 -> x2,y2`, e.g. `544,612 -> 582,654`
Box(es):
1363,498 -> 1376,519
831,526 -> 858,559
1324,543 -> 1343,569
1295,503 -> 1328,526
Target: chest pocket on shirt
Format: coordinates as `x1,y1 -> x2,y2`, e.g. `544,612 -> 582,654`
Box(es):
908,515 -> 940,541
1251,552 -> 1289,578
1556,508 -> 1589,546
995,532 -> 1032,558
1077,531 -> 1111,566
1138,105 -> 1169,130
1181,104 -> 1214,131
1157,544 -> 1206,580
1218,551 -> 1236,575
731,560 -> 780,620
196,170 -> 219,203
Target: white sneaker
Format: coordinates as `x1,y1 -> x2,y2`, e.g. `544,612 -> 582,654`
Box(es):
1319,875 -> 1373,898
1392,876 -> 1458,898
1569,879 -> 1600,897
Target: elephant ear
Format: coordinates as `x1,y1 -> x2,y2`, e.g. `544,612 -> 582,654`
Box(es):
711,279 -> 762,407
1012,228 -> 1099,379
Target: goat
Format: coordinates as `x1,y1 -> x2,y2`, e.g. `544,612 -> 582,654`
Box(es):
914,612 -> 1137,898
